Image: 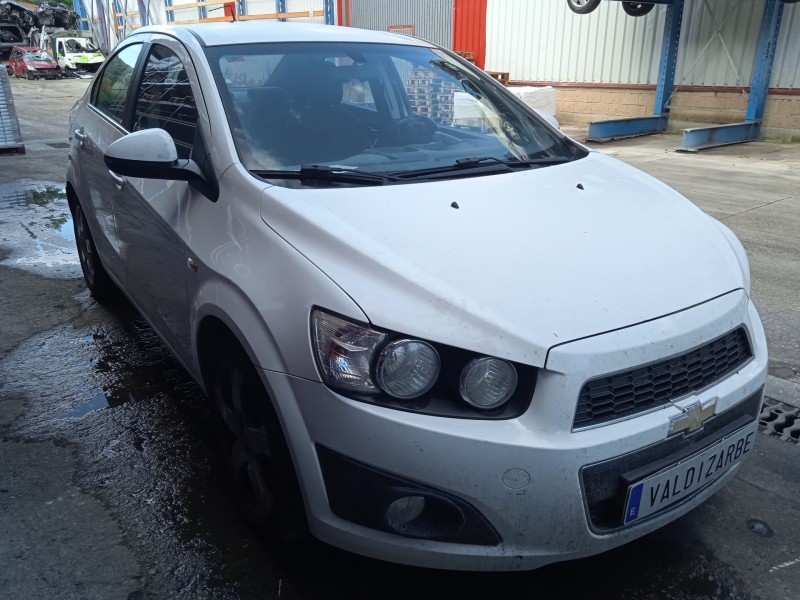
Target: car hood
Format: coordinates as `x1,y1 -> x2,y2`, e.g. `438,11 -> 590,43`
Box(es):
28,59 -> 55,68
259,152 -> 745,367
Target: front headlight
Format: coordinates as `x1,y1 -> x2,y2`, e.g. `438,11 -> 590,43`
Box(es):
376,340 -> 440,399
460,357 -> 518,409
311,309 -> 386,393
27,66 -> 37,71
311,308 -> 537,418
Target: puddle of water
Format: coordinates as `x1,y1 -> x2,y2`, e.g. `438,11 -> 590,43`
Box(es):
60,390 -> 110,420
0,181 -> 81,278
0,306 -> 242,596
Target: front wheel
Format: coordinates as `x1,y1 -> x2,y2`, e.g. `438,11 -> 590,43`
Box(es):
206,341 -> 307,542
621,2 -> 655,17
567,0 -> 602,14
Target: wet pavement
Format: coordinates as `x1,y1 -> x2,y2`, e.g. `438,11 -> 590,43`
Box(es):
2,79 -> 800,599
1,178 -> 799,600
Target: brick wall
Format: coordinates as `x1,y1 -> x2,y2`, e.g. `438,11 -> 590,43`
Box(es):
540,86 -> 800,142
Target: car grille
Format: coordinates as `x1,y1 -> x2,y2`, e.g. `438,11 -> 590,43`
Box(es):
574,328 -> 752,429
580,388 -> 762,532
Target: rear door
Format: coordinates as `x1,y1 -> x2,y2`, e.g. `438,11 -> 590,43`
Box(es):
70,40 -> 146,284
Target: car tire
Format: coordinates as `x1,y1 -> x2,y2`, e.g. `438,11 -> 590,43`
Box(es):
72,202 -> 119,303
206,339 -> 307,542
621,2 -> 655,16
567,0 -> 602,14
24,71 -> 31,80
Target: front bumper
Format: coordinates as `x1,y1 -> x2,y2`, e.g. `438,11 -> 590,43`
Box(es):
264,290 -> 767,570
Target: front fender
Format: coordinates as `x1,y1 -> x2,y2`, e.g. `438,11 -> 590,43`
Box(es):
188,225 -> 368,385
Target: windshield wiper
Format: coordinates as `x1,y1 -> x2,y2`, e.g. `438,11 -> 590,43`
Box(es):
505,156 -> 575,167
389,155 -> 573,181
251,165 -> 392,186
389,157 -> 514,180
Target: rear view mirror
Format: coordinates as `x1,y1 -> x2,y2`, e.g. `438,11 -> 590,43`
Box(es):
104,128 -> 218,201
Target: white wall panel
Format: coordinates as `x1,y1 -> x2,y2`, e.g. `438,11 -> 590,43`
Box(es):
486,0 -> 665,84
348,0 -> 454,49
773,2 -> 799,88
286,0 -> 325,22
486,0 -> 800,89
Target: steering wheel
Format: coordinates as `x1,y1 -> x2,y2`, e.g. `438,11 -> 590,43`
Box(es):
373,115 -> 439,147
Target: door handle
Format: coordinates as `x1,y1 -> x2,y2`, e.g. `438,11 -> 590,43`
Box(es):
108,170 -> 125,189
73,128 -> 86,141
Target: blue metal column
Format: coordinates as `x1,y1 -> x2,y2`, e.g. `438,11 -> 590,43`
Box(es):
275,0 -> 286,22
74,0 -> 90,31
324,0 -> 334,24
587,0 -> 683,142
137,0 -> 147,26
678,0 -> 784,151
164,0 -> 174,23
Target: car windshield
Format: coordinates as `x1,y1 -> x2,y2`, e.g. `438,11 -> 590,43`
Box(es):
25,51 -> 51,60
205,42 -> 578,184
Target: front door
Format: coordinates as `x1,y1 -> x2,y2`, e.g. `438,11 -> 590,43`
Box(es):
110,38 -> 207,363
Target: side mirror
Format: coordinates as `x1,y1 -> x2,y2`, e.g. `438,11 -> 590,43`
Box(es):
104,128 -> 218,201
533,108 -> 560,131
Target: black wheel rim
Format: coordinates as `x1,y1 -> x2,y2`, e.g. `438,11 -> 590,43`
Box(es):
212,361 -> 277,521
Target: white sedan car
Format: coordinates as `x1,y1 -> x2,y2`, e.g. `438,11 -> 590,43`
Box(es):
67,21 -> 767,571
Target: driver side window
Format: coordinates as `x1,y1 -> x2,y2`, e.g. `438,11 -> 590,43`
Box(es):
132,44 -> 198,160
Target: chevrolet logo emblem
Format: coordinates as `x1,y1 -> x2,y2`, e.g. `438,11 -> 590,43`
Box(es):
668,398 -> 717,435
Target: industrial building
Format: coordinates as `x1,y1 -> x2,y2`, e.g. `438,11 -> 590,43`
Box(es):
65,0 -> 800,143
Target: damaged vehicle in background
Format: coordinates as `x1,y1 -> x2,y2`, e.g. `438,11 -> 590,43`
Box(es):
8,44 -> 60,78
67,22 -> 767,571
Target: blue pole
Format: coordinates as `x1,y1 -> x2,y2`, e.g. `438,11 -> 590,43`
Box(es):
137,0 -> 147,26
324,0 -> 334,24
745,0 -> 784,123
275,0 -> 286,22
653,0 -> 684,115
74,0 -> 90,31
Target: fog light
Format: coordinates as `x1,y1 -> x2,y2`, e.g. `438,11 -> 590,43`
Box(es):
385,496 -> 426,528
376,339 -> 440,399
460,357 -> 517,409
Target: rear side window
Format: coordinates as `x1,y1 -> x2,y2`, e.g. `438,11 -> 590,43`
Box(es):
132,44 -> 198,159
92,43 -> 143,126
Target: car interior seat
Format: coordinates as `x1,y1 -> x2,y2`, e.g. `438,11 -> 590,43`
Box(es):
244,86 -> 293,167
281,60 -> 369,164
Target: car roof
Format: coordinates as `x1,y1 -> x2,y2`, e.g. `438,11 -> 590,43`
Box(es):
132,21 -> 432,49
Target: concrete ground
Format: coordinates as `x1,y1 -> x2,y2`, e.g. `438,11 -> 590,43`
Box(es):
1,79 -> 799,600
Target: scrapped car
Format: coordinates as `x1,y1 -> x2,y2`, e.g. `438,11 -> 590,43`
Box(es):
48,34 -> 104,74
0,22 -> 24,61
8,45 -> 59,79
67,22 -> 767,571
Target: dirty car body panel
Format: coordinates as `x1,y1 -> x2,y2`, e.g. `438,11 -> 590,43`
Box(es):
66,21 -> 767,571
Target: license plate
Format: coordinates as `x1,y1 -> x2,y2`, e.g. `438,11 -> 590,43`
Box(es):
623,420 -> 758,525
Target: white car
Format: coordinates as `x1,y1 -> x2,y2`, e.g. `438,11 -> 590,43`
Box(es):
67,21 -> 767,571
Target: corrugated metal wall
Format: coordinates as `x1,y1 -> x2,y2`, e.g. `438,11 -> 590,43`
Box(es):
485,0 -> 800,89
453,0 -> 487,69
773,2 -> 800,88
348,0 -> 454,48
